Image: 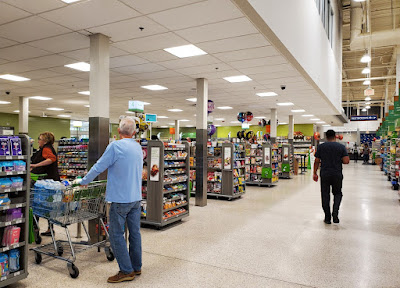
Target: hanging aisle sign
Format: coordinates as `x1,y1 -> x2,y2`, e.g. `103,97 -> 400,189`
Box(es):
128,101 -> 144,113
364,88 -> 375,96
145,114 -> 157,123
351,115 -> 378,121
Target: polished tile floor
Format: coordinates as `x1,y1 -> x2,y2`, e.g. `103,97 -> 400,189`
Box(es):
11,162 -> 400,288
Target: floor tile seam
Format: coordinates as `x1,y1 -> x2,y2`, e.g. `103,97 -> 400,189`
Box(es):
143,250 -> 317,288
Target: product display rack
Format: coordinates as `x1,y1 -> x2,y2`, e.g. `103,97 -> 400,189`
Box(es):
280,143 -> 293,179
189,144 -> 196,194
141,141 -> 189,228
0,135 -> 30,286
206,145 -> 222,196
246,143 -> 279,186
57,138 -> 88,179
246,143 -> 263,185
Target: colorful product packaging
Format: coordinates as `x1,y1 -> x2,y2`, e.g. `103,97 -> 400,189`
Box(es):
0,137 -> 10,156
0,253 -> 9,276
9,249 -> 20,273
10,137 -> 22,156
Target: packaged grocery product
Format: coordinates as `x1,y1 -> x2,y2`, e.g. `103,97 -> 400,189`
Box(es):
0,253 -> 9,276
10,177 -> 23,188
0,137 -> 10,156
6,208 -> 23,221
2,162 -> 14,172
13,161 -> 26,172
0,178 -> 13,189
9,249 -> 20,272
0,195 -> 10,206
9,137 -> 22,156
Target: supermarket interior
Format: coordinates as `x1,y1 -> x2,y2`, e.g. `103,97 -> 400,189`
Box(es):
0,0 -> 399,287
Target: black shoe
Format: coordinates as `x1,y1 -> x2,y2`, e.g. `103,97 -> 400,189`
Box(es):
324,219 -> 331,224
40,230 -> 52,236
333,217 -> 340,224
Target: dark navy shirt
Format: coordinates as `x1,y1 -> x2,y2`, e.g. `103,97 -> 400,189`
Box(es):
315,142 -> 348,177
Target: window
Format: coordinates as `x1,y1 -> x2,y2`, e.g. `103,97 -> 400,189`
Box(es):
314,0 -> 335,44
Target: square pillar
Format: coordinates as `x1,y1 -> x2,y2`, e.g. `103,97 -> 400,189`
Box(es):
18,97 -> 29,134
175,120 -> 180,141
270,108 -> 277,143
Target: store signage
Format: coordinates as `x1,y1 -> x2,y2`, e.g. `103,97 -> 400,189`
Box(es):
145,113 -> 157,123
350,115 -> 378,121
128,101 -> 144,113
364,88 -> 374,96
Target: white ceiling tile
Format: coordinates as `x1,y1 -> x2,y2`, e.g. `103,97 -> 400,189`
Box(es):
40,0 -> 140,30
0,59 -> 8,65
110,75 -> 138,84
176,63 -> 234,76
175,17 -> 259,43
0,37 -> 18,49
197,34 -> 270,54
238,63 -> 294,75
19,55 -> 77,70
112,63 -> 167,74
29,32 -> 89,53
134,70 -> 183,80
0,44 -> 50,62
40,75 -> 84,84
229,56 -> 288,69
159,55 -> 221,70
0,62 -> 35,74
88,16 -> 168,42
48,66 -> 86,75
0,2 -> 31,25
18,69 -> 63,80
3,0 -> 66,14
0,16 -> 71,42
148,0 -> 242,30
61,46 -> 129,62
110,55 -> 149,68
113,32 -> 188,53
250,70 -> 300,81
119,0 -> 202,14
214,46 -> 281,62
135,50 -> 177,62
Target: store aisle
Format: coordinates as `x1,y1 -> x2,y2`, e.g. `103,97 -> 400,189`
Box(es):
12,163 -> 400,288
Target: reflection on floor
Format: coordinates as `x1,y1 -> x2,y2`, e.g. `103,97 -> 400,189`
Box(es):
10,163 -> 400,288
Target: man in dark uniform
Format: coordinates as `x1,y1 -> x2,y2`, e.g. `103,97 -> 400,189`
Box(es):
313,130 -> 350,224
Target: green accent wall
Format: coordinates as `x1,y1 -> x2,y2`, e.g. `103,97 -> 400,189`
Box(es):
152,127 -> 196,140
0,113 -> 70,149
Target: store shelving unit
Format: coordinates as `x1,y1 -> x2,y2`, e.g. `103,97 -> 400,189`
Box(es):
247,144 -> 263,185
206,145 -> 222,196
189,144 -> 196,194
57,138 -> 88,180
0,135 -> 30,286
246,143 -> 279,187
141,141 -> 189,228
280,143 -> 293,179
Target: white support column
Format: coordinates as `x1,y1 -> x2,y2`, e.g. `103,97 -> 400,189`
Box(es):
18,97 -> 28,134
175,120 -> 180,141
380,104 -> 384,119
385,81 -> 389,115
396,48 -> 400,96
195,78 -> 208,207
270,108 -> 277,143
288,115 -> 294,140
357,103 -> 360,116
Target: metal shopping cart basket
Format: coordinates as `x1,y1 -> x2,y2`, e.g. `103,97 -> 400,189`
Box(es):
30,181 -> 114,278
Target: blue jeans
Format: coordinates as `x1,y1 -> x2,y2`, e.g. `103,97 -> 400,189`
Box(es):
109,201 -> 142,274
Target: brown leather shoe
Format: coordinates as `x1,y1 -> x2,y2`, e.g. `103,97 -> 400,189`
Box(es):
107,271 -> 135,283
134,270 -> 141,276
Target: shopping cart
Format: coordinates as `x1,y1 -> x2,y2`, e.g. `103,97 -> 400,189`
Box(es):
29,173 -> 48,245
30,181 -> 114,278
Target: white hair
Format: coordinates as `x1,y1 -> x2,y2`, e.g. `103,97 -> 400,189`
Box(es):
119,117 -> 136,136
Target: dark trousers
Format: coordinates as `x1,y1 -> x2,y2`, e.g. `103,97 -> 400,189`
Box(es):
320,175 -> 343,220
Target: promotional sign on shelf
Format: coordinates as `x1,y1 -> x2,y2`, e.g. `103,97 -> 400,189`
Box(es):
145,113 -> 157,123
351,115 -> 378,121
150,147 -> 160,182
223,147 -> 231,170
128,100 -> 144,113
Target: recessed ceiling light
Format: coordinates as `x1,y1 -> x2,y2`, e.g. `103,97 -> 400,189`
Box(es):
141,85 -> 168,91
279,122 -> 288,125
160,126 -> 168,128
291,109 -> 305,113
310,118 -> 320,121
360,54 -> 371,63
186,98 -> 197,102
158,116 -> 168,119
223,75 -> 252,83
64,62 -> 90,72
365,96 -> 371,101
62,0 -> 82,3
84,105 -> 90,108
30,96 -> 53,100
254,116 -> 266,119
362,67 -> 370,74
125,111 -> 134,114
316,121 -> 326,124
180,119 -> 190,122
363,80 -> 371,85
168,109 -> 183,112
78,91 -> 90,95
0,74 -> 30,82
362,108 -> 367,112
164,44 -> 207,58
256,92 -> 278,97
366,106 -> 371,109
0,101 -> 10,104
302,114 -> 314,117
47,107 -> 64,111
58,114 -> 71,118
365,102 -> 371,105
322,124 -> 331,127
217,106 -> 233,110
215,118 -> 225,120
276,102 -> 294,106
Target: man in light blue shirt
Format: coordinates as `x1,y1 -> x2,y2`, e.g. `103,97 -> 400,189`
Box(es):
81,117 -> 143,283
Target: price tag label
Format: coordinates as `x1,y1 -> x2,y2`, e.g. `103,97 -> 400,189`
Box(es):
6,172 -> 13,175
1,276 -> 6,281
16,219 -> 22,224
14,271 -> 20,276
16,204 -> 22,208
5,156 -> 12,160
2,206 -> 9,210
5,222 -> 11,226
18,156 -> 23,159
18,171 -> 24,175
4,189 -> 10,193
16,188 -> 22,191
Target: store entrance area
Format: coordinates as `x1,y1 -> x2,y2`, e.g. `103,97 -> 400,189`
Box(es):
11,163 -> 400,288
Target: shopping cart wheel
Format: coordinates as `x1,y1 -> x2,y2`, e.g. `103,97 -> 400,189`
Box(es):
35,253 -> 42,264
105,247 -> 115,261
35,235 -> 42,245
67,263 -> 79,279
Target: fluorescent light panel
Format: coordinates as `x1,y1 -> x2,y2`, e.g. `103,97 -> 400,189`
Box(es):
47,107 -> 64,111
0,101 -> 10,104
168,109 -> 183,112
215,118 -> 225,120
302,114 -> 314,117
30,96 -> 52,100
276,102 -> 294,106
62,0 -> 82,3
217,106 -> 233,110
256,92 -> 277,97
230,121 -> 240,123
58,114 -> 71,118
164,44 -> 207,58
279,122 -> 288,125
0,74 -> 30,82
160,126 -> 168,128
291,109 -> 305,113
180,119 -> 189,122
64,62 -> 90,72
84,105 -> 90,108
310,118 -> 320,121
78,91 -> 90,95
125,111 -> 134,114
255,116 -> 266,119
223,75 -> 252,83
157,116 -> 168,119
186,98 -> 197,102
322,124 -> 331,127
316,121 -> 325,124
141,85 -> 167,91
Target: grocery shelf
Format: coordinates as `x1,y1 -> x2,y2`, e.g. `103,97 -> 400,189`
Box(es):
0,202 -> 26,211
163,187 -> 187,194
0,171 -> 26,177
0,241 -> 25,253
0,186 -> 26,194
0,156 -> 27,160
0,218 -> 25,228
163,202 -> 188,212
